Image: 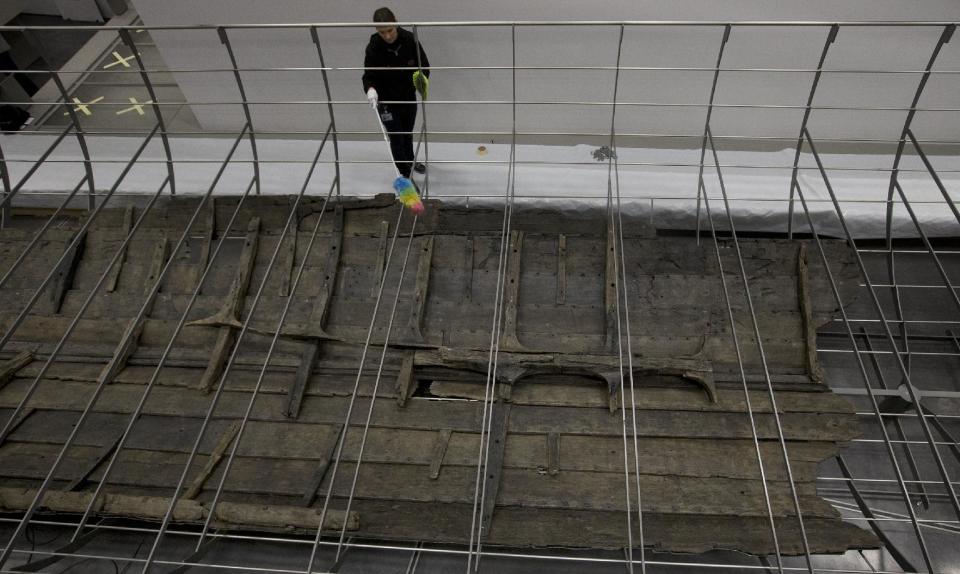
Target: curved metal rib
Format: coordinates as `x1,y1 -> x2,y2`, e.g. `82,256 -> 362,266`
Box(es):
310,27 -> 342,199
786,24 -> 838,239
694,24 -> 730,245
883,24 -> 955,246
119,28 -> 177,196
806,125 -> 960,528
0,123 -> 73,213
49,71 -> 97,210
218,26 -> 261,195
795,127 -> 936,572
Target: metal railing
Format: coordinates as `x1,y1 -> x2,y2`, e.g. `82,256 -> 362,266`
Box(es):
0,17 -> 958,574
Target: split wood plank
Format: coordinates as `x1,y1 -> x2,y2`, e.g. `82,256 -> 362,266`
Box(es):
0,381 -> 861,442
46,229 -> 86,314
556,233 -> 566,304
144,235 -> 169,290
184,420 -> 242,499
403,235 -> 434,343
0,350 -> 32,390
604,219 -> 617,352
302,423 -> 344,507
0,407 -> 34,444
429,428 -> 452,480
798,243 -> 825,382
480,403 -> 510,535
307,205 -> 344,333
105,206 -> 134,292
6,412 -> 834,482
394,351 -> 416,407
193,197 -> 216,292
278,212 -> 297,297
0,486 -> 358,531
372,220 -> 389,297
546,432 -> 560,475
349,500 -> 875,555
0,447 -> 838,518
464,236 -> 474,302
499,230 -> 525,351
194,218 -> 260,393
285,341 -> 320,419
65,433 -> 123,491
284,207 -> 344,416
283,205 -> 343,339
96,237 -> 170,386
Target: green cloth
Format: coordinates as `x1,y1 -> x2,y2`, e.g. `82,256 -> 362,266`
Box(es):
412,70 -> 429,100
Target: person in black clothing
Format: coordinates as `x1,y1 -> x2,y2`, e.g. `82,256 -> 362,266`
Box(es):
362,7 -> 429,179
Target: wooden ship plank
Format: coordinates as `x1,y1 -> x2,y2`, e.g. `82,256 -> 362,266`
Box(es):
0,195 -> 874,556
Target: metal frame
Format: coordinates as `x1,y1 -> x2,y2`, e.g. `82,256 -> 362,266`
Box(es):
0,17 -> 959,574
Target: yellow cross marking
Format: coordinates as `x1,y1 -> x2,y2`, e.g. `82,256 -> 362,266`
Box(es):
63,96 -> 104,116
103,51 -> 137,69
116,97 -> 153,116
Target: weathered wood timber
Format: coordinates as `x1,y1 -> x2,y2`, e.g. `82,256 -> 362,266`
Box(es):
0,351 -> 31,390
190,218 -> 260,393
105,205 -> 134,292
0,195 -> 871,557
45,229 -> 86,314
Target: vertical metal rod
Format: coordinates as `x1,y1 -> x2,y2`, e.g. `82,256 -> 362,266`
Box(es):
0,123 -> 74,213
0,123 -> 160,355
412,24 -> 430,196
883,24 -> 955,248
305,205 -> 407,573
195,129 -> 335,548
604,23 -> 641,573
806,123 -> 960,521
218,27 -> 261,195
49,71 -> 97,210
906,129 -> 960,226
140,167 -> 321,574
0,175 -> 87,291
694,24 -> 730,246
787,24 -> 837,239
310,27 -> 342,199
119,28 -> 177,196
467,23 -> 518,573
0,173 -> 169,569
700,158 -> 786,572
71,126 -> 253,540
706,127 -> 813,572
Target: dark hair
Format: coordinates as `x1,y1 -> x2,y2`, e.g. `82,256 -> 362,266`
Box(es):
373,7 -> 396,23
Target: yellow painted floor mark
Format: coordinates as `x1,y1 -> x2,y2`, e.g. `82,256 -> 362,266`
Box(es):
104,51 -> 137,69
116,97 -> 153,116
63,96 -> 105,116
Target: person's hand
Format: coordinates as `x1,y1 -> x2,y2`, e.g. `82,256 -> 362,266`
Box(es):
366,87 -> 378,108
412,71 -> 429,100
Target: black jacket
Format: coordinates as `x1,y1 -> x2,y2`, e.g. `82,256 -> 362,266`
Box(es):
362,27 -> 430,104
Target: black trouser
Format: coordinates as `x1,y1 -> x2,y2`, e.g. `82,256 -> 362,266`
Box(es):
379,102 -> 417,178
